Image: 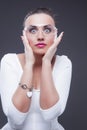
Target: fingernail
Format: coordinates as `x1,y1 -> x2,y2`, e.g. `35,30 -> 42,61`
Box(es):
60,32 -> 64,37
62,32 -> 64,35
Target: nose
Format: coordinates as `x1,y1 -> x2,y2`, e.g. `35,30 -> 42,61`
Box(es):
37,30 -> 44,41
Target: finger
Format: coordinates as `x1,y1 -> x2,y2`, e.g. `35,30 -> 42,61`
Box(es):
48,46 -> 57,55
54,31 -> 64,46
23,30 -> 29,44
22,30 -> 31,49
44,47 -> 57,61
21,36 -> 27,49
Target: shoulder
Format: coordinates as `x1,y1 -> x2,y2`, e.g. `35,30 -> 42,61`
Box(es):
0,53 -> 25,71
53,55 -> 72,82
53,55 -> 72,73
0,53 -> 18,68
1,53 -> 16,62
56,55 -> 72,67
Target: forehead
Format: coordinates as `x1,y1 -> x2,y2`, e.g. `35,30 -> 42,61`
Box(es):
24,13 -> 55,27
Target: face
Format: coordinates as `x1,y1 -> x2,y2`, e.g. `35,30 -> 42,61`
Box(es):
24,13 -> 57,55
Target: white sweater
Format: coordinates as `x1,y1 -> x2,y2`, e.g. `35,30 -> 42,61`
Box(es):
0,53 -> 72,130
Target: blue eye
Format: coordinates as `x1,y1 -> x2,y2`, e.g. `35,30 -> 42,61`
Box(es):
28,28 -> 37,34
44,28 -> 52,34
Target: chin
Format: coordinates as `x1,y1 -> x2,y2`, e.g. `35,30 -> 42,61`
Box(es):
34,49 -> 46,56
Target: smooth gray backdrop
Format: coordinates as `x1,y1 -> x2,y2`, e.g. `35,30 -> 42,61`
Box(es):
0,0 -> 87,130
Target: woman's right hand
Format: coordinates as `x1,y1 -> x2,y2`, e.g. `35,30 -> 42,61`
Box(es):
21,30 -> 35,66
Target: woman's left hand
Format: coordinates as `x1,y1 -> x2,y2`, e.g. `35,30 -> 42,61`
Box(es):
42,32 -> 64,63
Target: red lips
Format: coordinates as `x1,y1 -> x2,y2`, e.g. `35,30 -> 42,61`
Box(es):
35,43 -> 46,48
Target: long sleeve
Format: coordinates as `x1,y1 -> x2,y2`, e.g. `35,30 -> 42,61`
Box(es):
0,54 -> 72,130
40,55 -> 72,121
0,54 -> 28,129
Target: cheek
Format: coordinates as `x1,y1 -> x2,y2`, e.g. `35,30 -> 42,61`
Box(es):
46,37 -> 55,46
26,34 -> 35,46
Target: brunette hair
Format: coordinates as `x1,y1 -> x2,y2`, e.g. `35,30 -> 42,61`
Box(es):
23,7 -> 56,27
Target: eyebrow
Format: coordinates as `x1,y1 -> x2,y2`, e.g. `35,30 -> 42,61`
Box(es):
28,24 -> 53,28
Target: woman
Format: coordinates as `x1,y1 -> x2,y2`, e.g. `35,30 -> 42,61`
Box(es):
0,7 -> 72,130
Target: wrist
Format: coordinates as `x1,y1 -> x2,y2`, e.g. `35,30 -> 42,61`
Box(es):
42,58 -> 51,64
42,59 -> 51,68
19,83 -> 32,98
24,63 -> 34,70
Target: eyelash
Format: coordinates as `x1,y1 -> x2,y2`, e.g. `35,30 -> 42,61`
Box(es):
28,27 -> 52,33
28,28 -> 37,33
44,28 -> 51,33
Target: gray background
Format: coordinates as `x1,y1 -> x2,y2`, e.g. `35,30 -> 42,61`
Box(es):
0,0 -> 87,130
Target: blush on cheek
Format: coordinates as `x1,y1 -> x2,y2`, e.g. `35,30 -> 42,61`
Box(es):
27,36 -> 36,46
49,39 -> 55,46
48,35 -> 56,44
27,37 -> 32,45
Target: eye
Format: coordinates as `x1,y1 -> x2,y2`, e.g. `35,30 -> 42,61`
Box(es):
28,28 -> 37,34
44,27 -> 52,34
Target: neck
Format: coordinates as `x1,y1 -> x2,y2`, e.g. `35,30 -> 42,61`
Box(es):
34,54 -> 44,66
34,53 -> 56,67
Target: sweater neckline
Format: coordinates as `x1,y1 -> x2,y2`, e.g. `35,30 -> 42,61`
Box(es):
14,53 -> 58,76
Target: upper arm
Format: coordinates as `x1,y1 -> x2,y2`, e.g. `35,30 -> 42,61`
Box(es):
0,54 -> 21,115
54,56 -> 72,114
